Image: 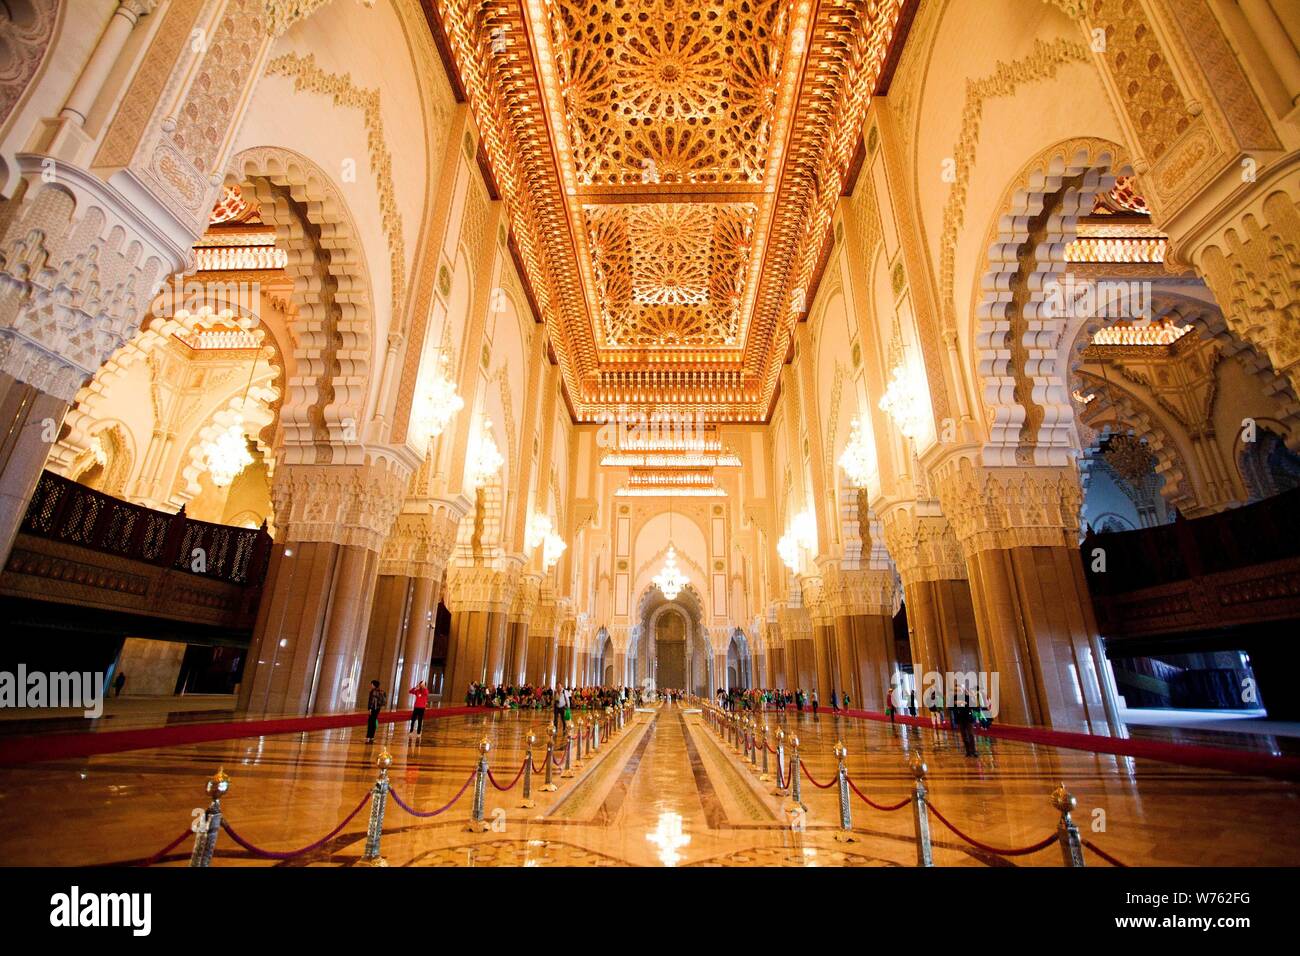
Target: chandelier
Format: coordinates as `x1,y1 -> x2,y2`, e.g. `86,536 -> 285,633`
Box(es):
653,497 -> 689,600
526,512 -> 554,551
469,417 -> 504,489
838,416 -> 873,488
878,361 -> 928,440
206,419 -> 253,487
412,352 -> 464,447
653,546 -> 688,600
204,349 -> 259,488
542,532 -> 567,571
778,508 -> 817,572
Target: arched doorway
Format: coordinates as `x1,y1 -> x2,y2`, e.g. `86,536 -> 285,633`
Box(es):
726,628 -> 752,689
634,583 -> 709,695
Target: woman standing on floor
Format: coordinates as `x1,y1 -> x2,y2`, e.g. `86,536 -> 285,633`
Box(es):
365,680 -> 386,743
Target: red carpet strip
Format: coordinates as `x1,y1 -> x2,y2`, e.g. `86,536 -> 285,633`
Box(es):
0,706 -> 485,767
829,707 -> 1300,781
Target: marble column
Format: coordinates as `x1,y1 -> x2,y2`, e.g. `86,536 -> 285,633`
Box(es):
0,373 -> 67,567
936,458 -> 1120,734
360,574 -> 415,705
240,541 -> 380,715
446,609 -> 492,699
503,621 -> 530,685
813,623 -> 837,701
768,644 -> 785,689
483,611 -> 509,685
850,614 -> 896,712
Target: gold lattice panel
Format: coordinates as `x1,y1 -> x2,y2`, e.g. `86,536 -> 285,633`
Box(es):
586,202 -> 756,347
434,0 -> 906,420
549,0 -> 783,186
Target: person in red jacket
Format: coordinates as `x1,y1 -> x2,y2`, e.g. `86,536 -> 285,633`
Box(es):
408,681 -> 430,736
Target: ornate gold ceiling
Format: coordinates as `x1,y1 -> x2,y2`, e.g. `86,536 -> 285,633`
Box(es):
432,0 -> 906,420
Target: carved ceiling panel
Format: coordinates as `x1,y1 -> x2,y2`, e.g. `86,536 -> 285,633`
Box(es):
433,0 -> 906,420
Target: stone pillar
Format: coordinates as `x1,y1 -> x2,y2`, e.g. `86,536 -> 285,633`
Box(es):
360,574 -> 415,706
483,611 -> 509,685
445,563 -> 518,691
934,455 -> 1120,734
0,373 -> 67,564
445,609 -> 491,700
849,614 -> 897,712
881,506 -> 981,703
238,462 -> 407,716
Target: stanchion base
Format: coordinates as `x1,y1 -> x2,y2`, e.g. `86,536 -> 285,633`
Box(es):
834,831 -> 858,843
540,783 -> 558,792
771,787 -> 788,797
356,855 -> 389,867
560,770 -> 575,778
758,773 -> 772,782
519,798 -> 537,809
783,801 -> 807,816
466,819 -> 491,833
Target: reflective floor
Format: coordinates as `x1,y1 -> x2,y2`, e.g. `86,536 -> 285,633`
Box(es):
0,702 -> 1297,867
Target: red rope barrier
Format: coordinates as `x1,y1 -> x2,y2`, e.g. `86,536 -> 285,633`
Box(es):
488,759 -> 527,791
925,802 -> 1057,857
800,764 -> 838,789
845,776 -> 911,812
389,768 -> 477,818
1082,838 -> 1129,867
133,828 -> 194,866
220,792 -> 372,860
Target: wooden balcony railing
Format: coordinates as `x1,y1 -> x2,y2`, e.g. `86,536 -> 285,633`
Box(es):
18,470 -> 272,586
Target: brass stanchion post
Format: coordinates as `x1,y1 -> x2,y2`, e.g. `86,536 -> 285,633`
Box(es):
560,726 -> 575,778
1053,784 -> 1086,867
785,734 -> 807,815
759,723 -> 771,781
359,751 -> 392,866
189,768 -> 229,868
467,738 -> 491,832
910,752 -> 933,867
772,727 -> 788,796
833,741 -> 856,843
542,725 -> 558,791
521,732 -> 537,808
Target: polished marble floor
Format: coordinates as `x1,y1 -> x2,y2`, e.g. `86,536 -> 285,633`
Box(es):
0,702 -> 1296,867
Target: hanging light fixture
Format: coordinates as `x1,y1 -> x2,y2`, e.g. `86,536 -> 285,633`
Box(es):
542,531 -> 567,571
204,347 -> 259,487
526,512 -> 554,551
878,361 -> 928,440
469,416 -> 504,489
653,496 -> 689,600
838,415 -> 874,488
206,423 -> 255,487
777,508 -> 818,573
412,351 -> 464,447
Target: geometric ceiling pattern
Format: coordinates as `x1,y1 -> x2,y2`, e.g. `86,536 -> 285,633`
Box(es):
432,0 -> 907,420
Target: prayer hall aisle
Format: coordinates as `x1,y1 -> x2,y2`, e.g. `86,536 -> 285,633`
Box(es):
0,703 -> 1296,867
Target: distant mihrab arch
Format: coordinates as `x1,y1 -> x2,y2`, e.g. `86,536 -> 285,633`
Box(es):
634,582 -> 709,694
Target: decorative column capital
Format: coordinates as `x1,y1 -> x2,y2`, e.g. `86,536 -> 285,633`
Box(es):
820,562 -> 897,617
379,495 -> 466,578
878,501 -> 968,584
446,560 -> 522,614
508,572 -> 542,623
271,457 -> 410,552
931,452 -> 1082,557
797,573 -> 833,627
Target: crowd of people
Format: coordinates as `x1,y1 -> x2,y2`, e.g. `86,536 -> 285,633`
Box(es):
358,675 -> 995,758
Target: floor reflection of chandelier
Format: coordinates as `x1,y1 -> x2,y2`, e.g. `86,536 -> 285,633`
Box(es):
653,497 -> 689,600
206,420 -> 253,487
